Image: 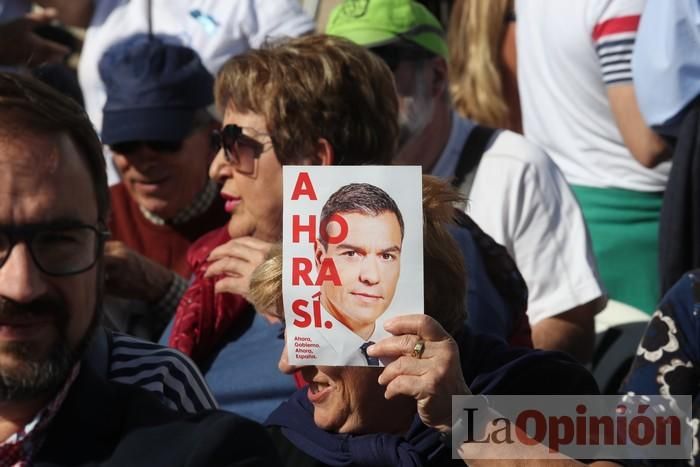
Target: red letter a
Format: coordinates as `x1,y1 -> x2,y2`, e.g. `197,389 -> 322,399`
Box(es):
291,172 -> 317,200
315,258 -> 341,286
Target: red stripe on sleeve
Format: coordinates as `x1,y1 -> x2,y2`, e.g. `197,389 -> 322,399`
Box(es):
592,15 -> 640,41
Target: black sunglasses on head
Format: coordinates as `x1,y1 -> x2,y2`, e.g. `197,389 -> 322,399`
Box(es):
110,140 -> 183,155
210,124 -> 270,175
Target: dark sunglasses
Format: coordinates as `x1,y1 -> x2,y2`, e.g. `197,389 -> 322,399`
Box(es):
210,124 -> 271,175
110,140 -> 183,155
369,44 -> 435,71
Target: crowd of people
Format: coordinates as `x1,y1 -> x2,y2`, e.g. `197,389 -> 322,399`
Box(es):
0,0 -> 697,465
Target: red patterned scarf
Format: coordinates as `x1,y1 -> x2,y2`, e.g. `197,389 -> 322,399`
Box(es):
168,226 -> 250,364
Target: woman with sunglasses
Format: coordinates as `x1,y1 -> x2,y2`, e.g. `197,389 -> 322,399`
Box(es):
158,34 -> 399,423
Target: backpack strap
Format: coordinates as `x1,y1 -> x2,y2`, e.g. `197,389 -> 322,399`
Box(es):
84,326 -> 112,379
452,209 -> 531,345
451,125 -> 498,197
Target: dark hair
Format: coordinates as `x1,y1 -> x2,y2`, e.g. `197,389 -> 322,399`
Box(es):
31,63 -> 85,107
319,183 -> 404,248
215,34 -> 399,166
0,72 -> 108,222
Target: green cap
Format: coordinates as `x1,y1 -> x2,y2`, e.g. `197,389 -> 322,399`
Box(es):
326,0 -> 447,58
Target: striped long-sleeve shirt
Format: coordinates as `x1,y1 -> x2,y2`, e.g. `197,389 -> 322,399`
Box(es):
97,329 -> 217,412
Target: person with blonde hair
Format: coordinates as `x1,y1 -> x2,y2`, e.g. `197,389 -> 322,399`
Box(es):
448,0 -> 521,133
249,176 -> 610,467
250,176 -> 468,339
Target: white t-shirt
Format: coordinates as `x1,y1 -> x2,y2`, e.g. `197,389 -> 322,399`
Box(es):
433,114 -> 605,325
78,0 -> 315,184
516,0 -> 669,192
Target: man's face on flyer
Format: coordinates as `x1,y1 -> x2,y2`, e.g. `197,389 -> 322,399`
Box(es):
316,211 -> 402,338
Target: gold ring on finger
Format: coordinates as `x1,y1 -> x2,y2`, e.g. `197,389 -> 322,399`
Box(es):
412,340 -> 426,359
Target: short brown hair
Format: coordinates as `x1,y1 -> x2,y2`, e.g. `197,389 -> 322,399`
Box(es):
0,72 -> 109,222
249,175 -> 467,337
319,183 -> 404,248
215,34 -> 399,166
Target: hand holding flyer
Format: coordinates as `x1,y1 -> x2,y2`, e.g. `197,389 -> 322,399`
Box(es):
282,166 -> 424,366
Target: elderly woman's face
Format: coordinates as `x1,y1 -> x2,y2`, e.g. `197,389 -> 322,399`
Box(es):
301,365 -> 393,433
278,338 -> 414,434
209,105 -> 283,241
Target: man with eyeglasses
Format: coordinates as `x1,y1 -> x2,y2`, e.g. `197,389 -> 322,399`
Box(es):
98,36 -> 229,339
0,72 -> 277,466
327,0 -> 606,363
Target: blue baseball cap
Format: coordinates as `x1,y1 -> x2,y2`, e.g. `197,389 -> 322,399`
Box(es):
99,35 -> 214,145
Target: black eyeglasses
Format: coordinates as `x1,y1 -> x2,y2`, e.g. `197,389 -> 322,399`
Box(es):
210,124 -> 272,175
109,140 -> 184,155
369,44 -> 435,71
0,222 -> 110,276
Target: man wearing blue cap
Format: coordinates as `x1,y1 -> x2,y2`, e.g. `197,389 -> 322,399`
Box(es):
98,36 -> 228,338
327,0 -> 606,363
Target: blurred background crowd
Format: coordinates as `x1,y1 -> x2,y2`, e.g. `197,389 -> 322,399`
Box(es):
0,0 -> 699,465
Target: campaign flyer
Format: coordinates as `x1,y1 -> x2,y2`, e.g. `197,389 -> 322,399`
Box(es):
282,166 -> 424,367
